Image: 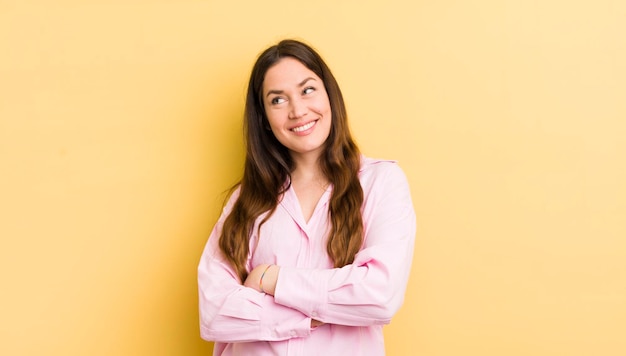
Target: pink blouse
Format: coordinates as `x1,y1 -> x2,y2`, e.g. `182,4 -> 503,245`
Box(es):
198,157 -> 416,355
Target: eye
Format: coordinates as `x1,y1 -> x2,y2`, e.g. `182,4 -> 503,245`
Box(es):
270,97 -> 286,105
303,86 -> 316,95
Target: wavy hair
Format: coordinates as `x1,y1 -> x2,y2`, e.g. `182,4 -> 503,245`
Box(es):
219,39 -> 363,282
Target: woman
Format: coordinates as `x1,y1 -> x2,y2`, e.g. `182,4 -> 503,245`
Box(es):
198,39 -> 416,355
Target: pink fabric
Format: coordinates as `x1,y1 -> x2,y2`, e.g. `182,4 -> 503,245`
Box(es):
198,157 -> 416,355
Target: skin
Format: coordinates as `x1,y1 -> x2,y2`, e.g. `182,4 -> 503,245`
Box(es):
262,57 -> 332,162
243,57 -> 332,328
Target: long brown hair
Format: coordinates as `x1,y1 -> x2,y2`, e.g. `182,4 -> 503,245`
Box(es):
219,39 -> 363,282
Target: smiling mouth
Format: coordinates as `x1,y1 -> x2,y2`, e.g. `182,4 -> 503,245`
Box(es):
291,120 -> 317,133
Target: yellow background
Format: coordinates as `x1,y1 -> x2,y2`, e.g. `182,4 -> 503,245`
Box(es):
1,1 -> 624,355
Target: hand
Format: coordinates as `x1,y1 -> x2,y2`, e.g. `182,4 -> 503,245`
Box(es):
244,264 -> 279,295
311,319 -> 325,328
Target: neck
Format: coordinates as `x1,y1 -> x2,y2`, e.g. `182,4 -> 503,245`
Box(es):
290,152 -> 327,184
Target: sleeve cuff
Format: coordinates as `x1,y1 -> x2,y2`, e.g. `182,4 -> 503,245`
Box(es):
274,266 -> 329,319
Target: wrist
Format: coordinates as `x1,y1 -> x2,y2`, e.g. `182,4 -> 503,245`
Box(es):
260,264 -> 279,295
259,264 -> 273,293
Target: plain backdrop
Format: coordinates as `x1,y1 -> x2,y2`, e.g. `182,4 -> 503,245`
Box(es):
1,1 -> 625,355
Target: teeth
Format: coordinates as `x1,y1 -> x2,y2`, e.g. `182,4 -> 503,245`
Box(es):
292,121 -> 315,132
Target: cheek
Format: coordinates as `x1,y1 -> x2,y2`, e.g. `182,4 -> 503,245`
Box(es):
265,110 -> 281,128
312,96 -> 332,115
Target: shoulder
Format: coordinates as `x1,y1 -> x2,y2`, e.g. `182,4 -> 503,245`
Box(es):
221,185 -> 242,216
359,155 -> 405,179
358,155 -> 410,190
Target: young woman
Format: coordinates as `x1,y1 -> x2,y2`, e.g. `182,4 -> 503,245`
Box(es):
198,39 -> 416,355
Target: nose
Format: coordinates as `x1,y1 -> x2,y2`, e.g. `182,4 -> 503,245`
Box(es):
288,97 -> 307,119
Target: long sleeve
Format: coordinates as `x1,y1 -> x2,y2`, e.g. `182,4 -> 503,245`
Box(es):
273,162 -> 416,327
197,191 -> 313,343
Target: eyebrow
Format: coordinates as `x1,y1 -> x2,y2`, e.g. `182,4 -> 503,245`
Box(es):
265,77 -> 316,97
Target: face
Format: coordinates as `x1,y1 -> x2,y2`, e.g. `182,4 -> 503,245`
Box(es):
262,57 -> 332,161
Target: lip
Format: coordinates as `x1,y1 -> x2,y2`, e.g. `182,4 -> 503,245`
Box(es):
290,120 -> 318,135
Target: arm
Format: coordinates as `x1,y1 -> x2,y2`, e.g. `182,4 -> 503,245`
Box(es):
270,163 -> 416,326
197,191 -> 313,343
244,264 -> 326,328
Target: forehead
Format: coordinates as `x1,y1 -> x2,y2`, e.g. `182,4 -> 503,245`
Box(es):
263,57 -> 321,91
